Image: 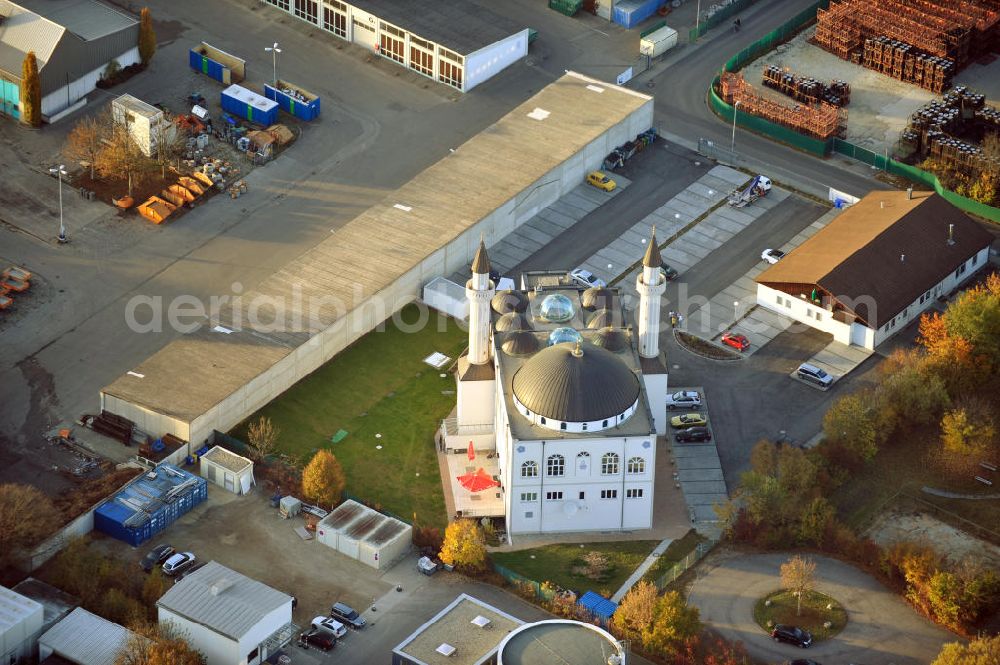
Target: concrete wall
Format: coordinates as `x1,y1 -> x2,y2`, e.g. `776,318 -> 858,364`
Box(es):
101,393 -> 190,443
201,458 -> 252,495
756,283 -> 853,345
464,30 -> 529,91
357,529 -> 412,570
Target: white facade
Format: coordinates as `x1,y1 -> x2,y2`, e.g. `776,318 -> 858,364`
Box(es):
199,446 -> 255,495
41,46 -> 140,120
112,93 -> 176,158
756,245 -> 991,350
159,603 -> 288,665
315,500 -> 412,570
0,586 -> 43,665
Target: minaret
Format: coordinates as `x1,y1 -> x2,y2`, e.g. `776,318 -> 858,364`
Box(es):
466,239 -> 495,365
636,227 -> 666,359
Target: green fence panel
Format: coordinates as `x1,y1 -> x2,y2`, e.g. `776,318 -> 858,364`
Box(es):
689,0 -> 761,41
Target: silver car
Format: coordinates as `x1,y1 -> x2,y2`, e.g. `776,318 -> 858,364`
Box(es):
796,363 -> 833,387
666,390 -> 702,410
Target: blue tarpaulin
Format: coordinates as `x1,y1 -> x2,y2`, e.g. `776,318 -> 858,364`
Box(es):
612,0 -> 665,29
578,591 -> 618,621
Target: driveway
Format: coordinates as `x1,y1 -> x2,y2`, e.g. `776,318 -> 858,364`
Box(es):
688,551 -> 955,665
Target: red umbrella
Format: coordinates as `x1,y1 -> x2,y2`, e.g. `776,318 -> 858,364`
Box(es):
457,467 -> 499,492
467,441 -> 475,461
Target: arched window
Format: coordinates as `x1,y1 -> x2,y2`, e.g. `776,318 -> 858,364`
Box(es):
576,451 -> 590,474
521,461 -> 538,478
546,454 -> 565,477
601,452 -> 620,475
627,456 -> 645,474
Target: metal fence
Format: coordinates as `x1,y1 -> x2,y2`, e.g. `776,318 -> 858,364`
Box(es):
689,0 -> 762,42
652,540 -> 716,590
493,563 -> 558,603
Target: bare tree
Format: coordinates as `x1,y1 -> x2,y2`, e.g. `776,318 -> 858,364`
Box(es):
65,115 -> 109,180
115,621 -> 204,665
780,555 -> 817,616
246,416 -> 279,462
96,113 -> 153,197
152,120 -> 182,179
0,483 -> 58,568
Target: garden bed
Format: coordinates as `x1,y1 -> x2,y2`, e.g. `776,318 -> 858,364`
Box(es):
674,330 -> 742,360
753,589 -> 847,643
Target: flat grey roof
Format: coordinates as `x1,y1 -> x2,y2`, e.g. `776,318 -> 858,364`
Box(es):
13,0 -> 136,41
0,1 -> 64,75
350,0 -> 526,54
38,608 -> 136,665
202,446 -> 253,473
500,621 -> 622,665
102,73 -> 652,425
157,561 -> 291,640
393,594 -> 523,665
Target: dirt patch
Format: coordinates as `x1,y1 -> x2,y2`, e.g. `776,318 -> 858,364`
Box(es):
675,330 -> 741,361
867,509 -> 1000,568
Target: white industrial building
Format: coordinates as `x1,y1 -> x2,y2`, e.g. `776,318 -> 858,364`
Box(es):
112,94 -> 176,157
37,608 -> 136,665
316,499 -> 412,569
100,72 -> 653,451
0,0 -> 139,122
439,236 -> 666,537
258,0 -> 529,91
0,585 -> 43,664
756,191 -> 994,350
199,445 -> 255,495
157,561 -> 294,665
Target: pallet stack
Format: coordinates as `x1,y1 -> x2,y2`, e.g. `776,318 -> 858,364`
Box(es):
762,65 -> 851,106
721,72 -> 846,140
901,85 -> 999,173
814,0 -> 1000,88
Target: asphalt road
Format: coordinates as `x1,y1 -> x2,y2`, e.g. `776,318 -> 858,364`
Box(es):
689,551 -> 954,664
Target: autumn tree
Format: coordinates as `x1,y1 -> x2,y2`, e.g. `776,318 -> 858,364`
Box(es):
301,450 -> 346,509
438,519 -> 487,571
920,274 -> 1000,386
20,51 -> 41,127
65,115 -> 109,179
931,635 -> 1000,665
246,416 -> 279,463
780,555 -> 816,616
643,591 -> 701,656
138,8 -> 157,65
823,391 -> 880,462
116,621 -> 205,665
96,117 -> 152,197
0,483 -> 58,567
141,569 -> 168,608
877,359 -> 950,431
940,402 -> 996,474
611,579 -> 658,643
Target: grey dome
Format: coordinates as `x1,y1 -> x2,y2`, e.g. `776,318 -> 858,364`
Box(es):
512,342 -> 640,422
496,312 -> 531,332
587,308 -> 621,329
581,287 -> 615,311
502,331 -> 540,356
593,327 -> 629,353
491,290 -> 527,314
539,293 -> 575,322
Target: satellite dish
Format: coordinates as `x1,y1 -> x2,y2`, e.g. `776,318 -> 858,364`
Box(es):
562,502 -> 578,517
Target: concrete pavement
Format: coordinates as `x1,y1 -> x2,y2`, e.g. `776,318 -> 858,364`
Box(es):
689,551 -> 955,665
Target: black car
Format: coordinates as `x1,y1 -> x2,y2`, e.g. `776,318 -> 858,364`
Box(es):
173,561 -> 207,583
330,602 -> 367,629
660,263 -> 678,280
771,625 -> 813,648
675,426 -> 712,443
299,629 -> 336,651
789,660 -> 821,665
140,544 -> 175,572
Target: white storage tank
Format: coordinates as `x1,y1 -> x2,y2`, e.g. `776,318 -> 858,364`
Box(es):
640,25 -> 678,58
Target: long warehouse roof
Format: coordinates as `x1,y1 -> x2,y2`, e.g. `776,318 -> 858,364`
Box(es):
102,72 -> 652,423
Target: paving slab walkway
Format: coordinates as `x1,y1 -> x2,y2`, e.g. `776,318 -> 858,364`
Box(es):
610,536 -> 672,602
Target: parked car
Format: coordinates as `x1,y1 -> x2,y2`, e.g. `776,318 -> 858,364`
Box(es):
670,413 -> 707,429
299,628 -> 336,651
311,616 -> 347,639
675,427 -> 712,443
162,552 -> 196,576
586,171 -> 616,192
140,544 -> 175,572
720,331 -> 750,351
659,264 -> 679,281
330,602 -> 367,629
569,268 -> 606,289
666,390 -> 702,410
761,248 -> 786,264
173,561 -> 207,583
796,363 -> 833,387
771,624 -> 813,648
789,660 -> 821,665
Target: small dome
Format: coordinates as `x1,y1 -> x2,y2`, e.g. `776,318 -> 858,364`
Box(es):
502,331 -> 540,356
539,293 -> 575,323
491,290 -> 527,314
512,342 -> 641,422
548,327 -> 584,346
496,312 -> 531,332
581,287 -> 615,311
593,327 -> 629,353
587,308 -> 621,329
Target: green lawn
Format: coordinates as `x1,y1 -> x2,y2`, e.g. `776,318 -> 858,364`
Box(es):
753,589 -> 848,643
233,304 -> 467,528
492,540 -> 660,596
641,530 -> 708,585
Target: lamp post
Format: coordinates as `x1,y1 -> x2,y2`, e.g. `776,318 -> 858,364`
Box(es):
734,300 -> 740,323
49,165 -> 68,243
695,0 -> 702,41
265,42 -> 281,88
731,101 -> 740,153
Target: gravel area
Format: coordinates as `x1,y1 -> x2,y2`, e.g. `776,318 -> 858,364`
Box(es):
867,509 -> 1000,568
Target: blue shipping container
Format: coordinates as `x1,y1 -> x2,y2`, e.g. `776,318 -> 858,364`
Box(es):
264,81 -> 321,121
94,464 -> 208,547
612,0 -> 665,29
189,42 -> 246,85
578,591 -> 618,623
221,84 -> 279,126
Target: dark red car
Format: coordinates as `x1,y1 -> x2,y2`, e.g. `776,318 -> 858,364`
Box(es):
721,331 -> 750,351
299,628 -> 336,651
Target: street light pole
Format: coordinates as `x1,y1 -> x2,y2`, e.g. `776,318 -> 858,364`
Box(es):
695,0 -> 702,41
265,42 -> 281,88
730,101 -> 740,153
49,165 -> 68,244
